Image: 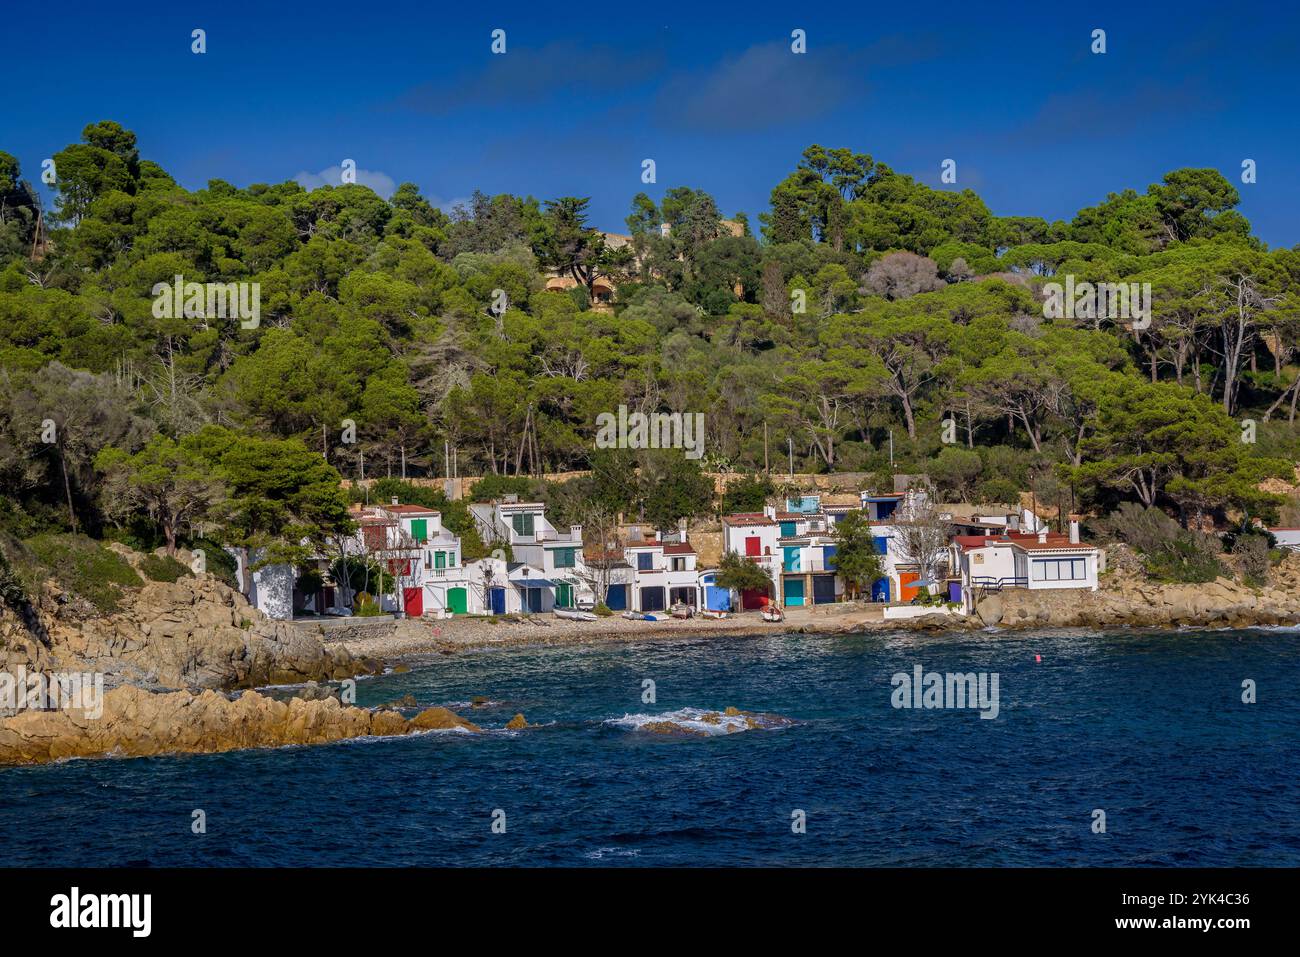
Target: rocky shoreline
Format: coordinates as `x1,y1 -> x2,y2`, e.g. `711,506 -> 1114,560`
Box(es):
3,547 -> 1298,767
0,684 -> 482,765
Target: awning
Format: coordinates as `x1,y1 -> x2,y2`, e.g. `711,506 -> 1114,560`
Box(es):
513,579 -> 556,589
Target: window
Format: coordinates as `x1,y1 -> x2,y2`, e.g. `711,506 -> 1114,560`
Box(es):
510,512 -> 535,537
410,519 -> 428,543
780,522 -> 796,537
745,536 -> 761,557
554,548 -> 576,569
671,557 -> 686,572
637,552 -> 653,571
434,551 -> 446,570
1032,558 -> 1087,581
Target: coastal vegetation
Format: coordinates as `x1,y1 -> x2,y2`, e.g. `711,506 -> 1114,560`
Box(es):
1,122 -> 1298,592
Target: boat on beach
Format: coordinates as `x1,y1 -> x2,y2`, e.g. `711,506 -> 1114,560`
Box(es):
555,608 -> 598,622
669,602 -> 693,619
760,603 -> 785,623
699,608 -> 728,620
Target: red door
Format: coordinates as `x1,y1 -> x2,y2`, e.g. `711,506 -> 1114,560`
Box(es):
899,572 -> 921,603
745,536 -> 761,556
741,588 -> 767,609
403,587 -> 423,617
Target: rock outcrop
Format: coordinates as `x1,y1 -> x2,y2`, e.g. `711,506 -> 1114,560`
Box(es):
0,685 -> 481,765
2,552 -> 381,696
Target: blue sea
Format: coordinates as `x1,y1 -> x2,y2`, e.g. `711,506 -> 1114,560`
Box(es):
2,628 -> 1297,867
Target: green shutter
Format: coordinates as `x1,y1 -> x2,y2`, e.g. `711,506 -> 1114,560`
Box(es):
435,551 -> 446,569
411,519 -> 427,543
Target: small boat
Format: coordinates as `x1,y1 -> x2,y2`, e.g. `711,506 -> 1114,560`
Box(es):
669,602 -> 693,620
622,610 -> 656,621
554,608 -> 598,622
760,603 -> 785,623
699,608 -> 728,620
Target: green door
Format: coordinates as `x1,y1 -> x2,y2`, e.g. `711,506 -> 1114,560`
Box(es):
447,587 -> 467,614
784,578 -> 805,607
556,583 -> 573,608
410,519 -> 427,543
434,551 -> 446,569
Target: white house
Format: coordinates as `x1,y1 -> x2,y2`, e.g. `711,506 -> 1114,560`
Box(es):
949,519 -> 1100,613
469,498 -> 588,608
624,536 -> 700,611
721,509 -> 782,609
229,547 -> 296,620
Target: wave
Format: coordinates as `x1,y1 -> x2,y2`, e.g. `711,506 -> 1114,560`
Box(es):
603,707 -> 795,736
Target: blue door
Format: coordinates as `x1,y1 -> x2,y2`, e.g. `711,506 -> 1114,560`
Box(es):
489,587 -> 506,615
605,584 -> 627,611
705,585 -> 731,611
526,588 -> 543,613
871,577 -> 891,602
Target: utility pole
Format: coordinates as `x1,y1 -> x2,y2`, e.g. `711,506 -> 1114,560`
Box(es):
889,430 -> 894,468
787,437 -> 793,479
764,422 -> 769,475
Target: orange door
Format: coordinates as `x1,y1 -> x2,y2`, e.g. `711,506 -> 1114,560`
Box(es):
898,572 -> 921,602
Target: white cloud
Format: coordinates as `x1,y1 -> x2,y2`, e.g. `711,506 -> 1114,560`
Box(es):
293,165 -> 396,198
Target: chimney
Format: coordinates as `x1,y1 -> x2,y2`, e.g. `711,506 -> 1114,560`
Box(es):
1069,515 -> 1081,545
391,496 -> 399,506
763,505 -> 776,519
1037,528 -> 1048,544
570,524 -> 582,542
655,530 -> 662,542
678,517 -> 687,539
1007,514 -> 1020,531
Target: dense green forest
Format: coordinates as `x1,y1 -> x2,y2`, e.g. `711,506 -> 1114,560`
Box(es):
1,122 -> 1298,568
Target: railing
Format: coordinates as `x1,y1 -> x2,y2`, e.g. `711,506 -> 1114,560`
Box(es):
970,576 -> 1028,593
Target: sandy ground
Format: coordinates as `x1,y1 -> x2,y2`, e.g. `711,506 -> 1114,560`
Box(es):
323,603 -> 906,664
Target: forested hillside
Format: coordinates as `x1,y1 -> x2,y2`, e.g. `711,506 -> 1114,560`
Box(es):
1,123 -> 1297,561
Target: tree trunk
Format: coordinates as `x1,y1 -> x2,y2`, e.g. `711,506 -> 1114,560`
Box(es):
59,447 -> 77,532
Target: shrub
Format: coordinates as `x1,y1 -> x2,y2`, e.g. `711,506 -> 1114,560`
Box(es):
976,478 -> 1020,506
0,545 -> 28,609
139,553 -> 193,583
22,534 -> 142,615
185,536 -> 239,589
354,595 -> 383,617
1093,504 -> 1226,584
593,602 -> 613,617
721,474 -> 775,514
1233,534 -> 1271,587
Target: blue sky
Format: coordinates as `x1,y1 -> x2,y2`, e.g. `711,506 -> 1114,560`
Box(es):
8,0 -> 1299,246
